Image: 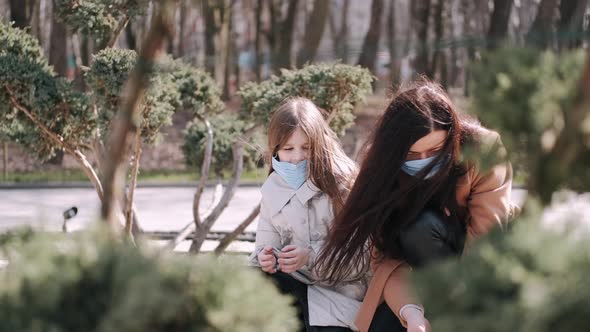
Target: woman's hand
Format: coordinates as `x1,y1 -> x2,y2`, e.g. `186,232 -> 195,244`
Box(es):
257,246 -> 277,273
404,307 -> 430,332
277,245 -> 309,273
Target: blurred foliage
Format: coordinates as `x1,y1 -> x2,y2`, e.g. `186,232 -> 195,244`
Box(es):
238,63 -> 374,136
0,226 -> 298,332
414,47 -> 590,331
54,0 -> 149,47
182,114 -> 264,176
0,23 -> 94,161
470,48 -> 589,201
413,193 -> 590,332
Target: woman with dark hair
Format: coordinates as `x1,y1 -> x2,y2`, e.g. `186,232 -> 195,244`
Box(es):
316,81 -> 517,332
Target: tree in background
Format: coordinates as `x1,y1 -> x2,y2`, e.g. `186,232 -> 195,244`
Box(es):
296,0 -> 330,67
357,0 -> 384,76
1,1 -> 222,239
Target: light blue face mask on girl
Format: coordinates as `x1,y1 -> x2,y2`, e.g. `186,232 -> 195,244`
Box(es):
401,154 -> 444,179
272,157 -> 308,189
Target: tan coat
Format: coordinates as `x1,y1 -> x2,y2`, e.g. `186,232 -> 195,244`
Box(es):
250,172 -> 368,329
355,129 -> 518,332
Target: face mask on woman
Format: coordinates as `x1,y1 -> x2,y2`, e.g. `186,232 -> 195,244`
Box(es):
272,156 -> 308,189
401,154 -> 445,179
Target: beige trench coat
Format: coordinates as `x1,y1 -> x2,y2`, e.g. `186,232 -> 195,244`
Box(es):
250,172 -> 368,330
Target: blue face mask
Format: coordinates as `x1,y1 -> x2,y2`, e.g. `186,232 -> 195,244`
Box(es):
401,154 -> 444,179
271,157 -> 308,190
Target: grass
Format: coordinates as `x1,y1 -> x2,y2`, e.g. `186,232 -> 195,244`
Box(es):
0,168 -> 267,184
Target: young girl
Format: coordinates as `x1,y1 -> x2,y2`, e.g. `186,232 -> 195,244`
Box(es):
317,81 -> 517,332
250,97 -> 366,332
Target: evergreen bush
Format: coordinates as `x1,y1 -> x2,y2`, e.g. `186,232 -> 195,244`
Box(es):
0,227 -> 299,332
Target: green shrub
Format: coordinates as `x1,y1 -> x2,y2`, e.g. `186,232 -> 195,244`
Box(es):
238,63 -> 374,136
412,194 -> 590,332
182,114 -> 264,176
87,48 -> 181,145
0,22 -> 94,161
0,227 -> 298,332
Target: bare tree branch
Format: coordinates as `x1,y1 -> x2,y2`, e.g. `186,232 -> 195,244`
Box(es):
124,128 -> 142,241
188,126 -> 258,252
214,202 -> 260,254
106,13 -> 131,48
193,116 -> 214,226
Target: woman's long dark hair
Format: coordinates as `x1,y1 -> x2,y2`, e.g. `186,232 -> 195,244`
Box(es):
316,80 -> 482,283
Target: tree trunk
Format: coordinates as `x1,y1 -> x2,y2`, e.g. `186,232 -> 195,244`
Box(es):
357,0 -> 384,75
329,0 -> 349,63
271,0 -> 300,73
221,0 -> 233,101
176,0 -> 187,57
430,0 -> 449,86
100,2 -> 175,228
386,0 -> 400,85
125,21 -> 137,50
214,202 -> 261,254
411,0 -> 430,76
2,141 -> 7,181
487,0 -> 513,49
429,0 -> 444,79
124,129 -> 142,241
46,0 -> 69,168
0,0 -> 10,24
461,0 -> 476,95
9,0 -> 29,29
29,0 -> 41,40
254,0 -> 263,81
49,0 -> 68,77
202,0 -> 218,76
558,0 -> 589,50
525,0 -> 559,49
296,0 -> 330,67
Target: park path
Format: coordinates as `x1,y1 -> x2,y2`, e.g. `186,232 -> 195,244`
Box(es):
0,186 -> 527,252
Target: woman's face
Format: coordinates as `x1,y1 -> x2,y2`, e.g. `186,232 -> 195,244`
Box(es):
405,130 -> 448,161
277,127 -> 310,164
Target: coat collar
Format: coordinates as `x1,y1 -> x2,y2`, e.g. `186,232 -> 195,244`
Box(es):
261,172 -> 321,216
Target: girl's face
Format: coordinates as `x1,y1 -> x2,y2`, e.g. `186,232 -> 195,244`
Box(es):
405,130 -> 448,161
277,127 -> 310,164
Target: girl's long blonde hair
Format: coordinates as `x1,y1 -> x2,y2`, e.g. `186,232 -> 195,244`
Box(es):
267,97 -> 356,210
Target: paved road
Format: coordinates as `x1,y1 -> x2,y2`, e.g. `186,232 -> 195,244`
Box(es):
0,186 -> 527,252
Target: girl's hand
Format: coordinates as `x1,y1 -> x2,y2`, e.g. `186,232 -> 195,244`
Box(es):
277,245 -> 309,273
404,307 -> 430,332
257,246 -> 277,273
